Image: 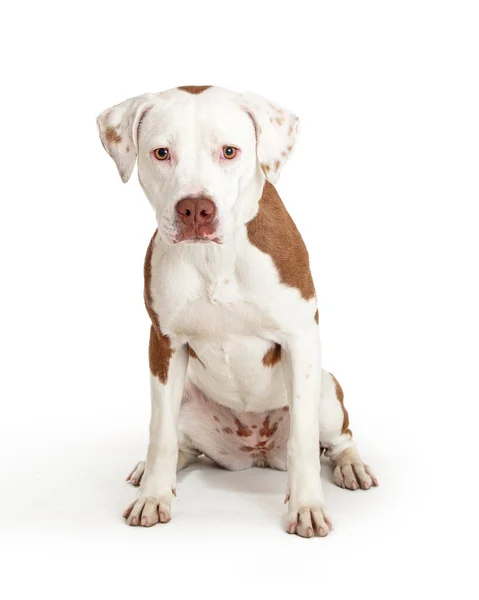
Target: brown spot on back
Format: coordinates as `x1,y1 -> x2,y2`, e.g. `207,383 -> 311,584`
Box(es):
314,309 -> 319,324
144,231 -> 173,384
105,126 -> 122,144
262,343 -> 282,367
331,373 -> 352,436
235,418 -> 253,437
178,85 -> 211,95
246,182 -> 316,300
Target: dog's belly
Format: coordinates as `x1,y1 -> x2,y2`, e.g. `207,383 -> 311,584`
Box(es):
180,379 -> 289,471
187,335 -> 286,412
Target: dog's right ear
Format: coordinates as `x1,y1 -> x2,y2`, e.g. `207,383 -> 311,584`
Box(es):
97,95 -> 153,183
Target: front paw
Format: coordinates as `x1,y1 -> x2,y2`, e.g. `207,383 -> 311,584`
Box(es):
122,494 -> 172,527
286,505 -> 332,538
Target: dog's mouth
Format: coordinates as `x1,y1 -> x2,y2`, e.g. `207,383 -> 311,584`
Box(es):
175,234 -> 222,245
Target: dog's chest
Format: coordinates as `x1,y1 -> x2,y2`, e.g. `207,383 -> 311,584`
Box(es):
156,253 -> 277,340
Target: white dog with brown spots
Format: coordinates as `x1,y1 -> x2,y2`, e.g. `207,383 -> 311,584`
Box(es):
97,85 -> 377,538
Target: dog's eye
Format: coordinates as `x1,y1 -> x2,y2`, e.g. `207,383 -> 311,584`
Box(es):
222,146 -> 237,159
154,148 -> 170,161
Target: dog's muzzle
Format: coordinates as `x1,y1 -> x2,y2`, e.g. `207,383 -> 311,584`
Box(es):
175,196 -> 219,243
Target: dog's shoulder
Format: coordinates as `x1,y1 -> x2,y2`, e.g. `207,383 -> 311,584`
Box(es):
246,181 -> 315,301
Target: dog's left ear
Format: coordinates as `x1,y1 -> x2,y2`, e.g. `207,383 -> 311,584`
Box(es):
97,94 -> 153,183
241,92 -> 299,184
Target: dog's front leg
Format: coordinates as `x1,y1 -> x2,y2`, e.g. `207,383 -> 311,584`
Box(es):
123,340 -> 188,527
283,329 -> 331,538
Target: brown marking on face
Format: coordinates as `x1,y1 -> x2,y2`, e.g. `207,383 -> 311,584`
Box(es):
144,231 -> 173,384
213,415 -> 220,423
235,418 -> 253,437
314,309 -> 319,324
282,406 -> 289,412
275,116 -> 284,126
251,425 -> 257,429
247,182 -> 316,300
105,126 -> 122,144
274,160 -> 281,171
262,343 -> 281,367
259,415 -> 279,438
223,427 -> 233,434
126,145 -> 130,153
287,145 -> 293,152
257,441 -> 267,448
178,85 -> 211,94
288,126 -> 294,135
331,373 -> 352,436
261,163 -> 271,173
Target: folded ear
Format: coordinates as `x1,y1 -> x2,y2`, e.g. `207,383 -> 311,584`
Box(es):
241,92 -> 299,184
96,94 -> 153,183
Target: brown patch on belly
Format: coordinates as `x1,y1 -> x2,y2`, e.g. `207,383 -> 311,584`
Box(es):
235,418 -> 253,437
259,415 -> 279,438
144,231 -> 173,384
262,343 -> 281,367
178,85 -> 211,94
246,181 -> 316,300
331,373 -> 352,436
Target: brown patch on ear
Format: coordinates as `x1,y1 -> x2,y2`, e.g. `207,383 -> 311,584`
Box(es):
331,374 -> 352,436
144,231 -> 173,384
247,182 -> 316,300
262,343 -> 282,367
105,126 -> 122,144
314,309 -> 319,324
178,85 -> 211,95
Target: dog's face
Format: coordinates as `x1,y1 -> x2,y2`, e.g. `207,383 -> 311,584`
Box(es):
97,86 -> 299,245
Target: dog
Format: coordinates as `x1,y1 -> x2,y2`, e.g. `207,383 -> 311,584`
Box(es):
97,85 -> 378,538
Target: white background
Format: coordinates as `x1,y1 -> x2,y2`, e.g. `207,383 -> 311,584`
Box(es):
1,1 -> 477,598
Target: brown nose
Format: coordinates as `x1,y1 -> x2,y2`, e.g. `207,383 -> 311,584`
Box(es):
175,196 -> 216,226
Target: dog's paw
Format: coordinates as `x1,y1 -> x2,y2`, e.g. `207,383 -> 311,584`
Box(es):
126,461 -> 145,487
286,506 -> 332,538
333,448 -> 378,490
122,495 -> 172,527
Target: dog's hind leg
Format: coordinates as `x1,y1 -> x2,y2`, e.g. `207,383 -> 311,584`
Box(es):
126,447 -> 199,487
319,370 -> 378,490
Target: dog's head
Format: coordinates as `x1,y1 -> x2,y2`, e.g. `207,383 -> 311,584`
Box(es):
97,86 -> 299,245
